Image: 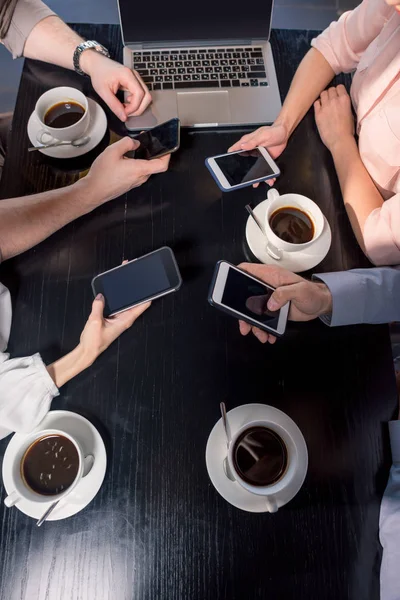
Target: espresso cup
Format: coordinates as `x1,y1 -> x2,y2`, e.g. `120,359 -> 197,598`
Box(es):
4,428 -> 93,508
227,419 -> 300,513
34,87 -> 90,145
263,189 -> 325,259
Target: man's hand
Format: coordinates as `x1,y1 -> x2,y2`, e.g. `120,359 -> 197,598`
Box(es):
237,264 -> 333,344
228,122 -> 288,187
79,293 -> 151,366
314,85 -> 355,152
83,137 -> 170,206
81,52 -> 152,121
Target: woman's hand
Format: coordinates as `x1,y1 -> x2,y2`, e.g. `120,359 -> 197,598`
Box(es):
79,293 -> 151,366
47,268 -> 150,388
228,122 -> 288,187
314,85 -> 355,152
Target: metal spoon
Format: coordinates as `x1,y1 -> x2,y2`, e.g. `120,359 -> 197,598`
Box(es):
28,135 -> 90,152
36,500 -> 58,527
245,204 -> 283,261
220,402 -> 235,482
36,454 -> 94,527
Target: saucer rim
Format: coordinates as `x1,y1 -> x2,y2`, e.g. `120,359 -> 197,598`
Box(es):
205,403 -> 308,513
27,98 -> 107,159
2,410 -> 107,521
245,199 -> 332,273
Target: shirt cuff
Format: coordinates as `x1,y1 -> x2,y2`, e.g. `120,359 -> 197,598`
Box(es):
2,0 -> 55,58
389,421 -> 400,464
312,271 -> 365,327
32,352 -> 59,397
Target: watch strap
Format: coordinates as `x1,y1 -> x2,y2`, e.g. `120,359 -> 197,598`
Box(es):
73,40 -> 110,76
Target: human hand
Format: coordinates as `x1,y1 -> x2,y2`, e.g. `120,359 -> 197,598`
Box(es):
237,263 -> 333,344
79,292 -> 151,365
228,122 -> 288,188
81,52 -> 152,121
314,85 -> 355,152
83,137 -> 170,206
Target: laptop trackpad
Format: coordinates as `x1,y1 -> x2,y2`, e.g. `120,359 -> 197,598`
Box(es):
177,91 -> 231,126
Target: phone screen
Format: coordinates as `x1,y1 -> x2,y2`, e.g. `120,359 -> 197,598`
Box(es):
93,248 -> 181,316
215,149 -> 276,186
222,267 -> 280,329
133,119 -> 180,160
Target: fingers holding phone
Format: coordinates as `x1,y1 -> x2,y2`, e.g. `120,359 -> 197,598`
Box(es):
205,147 -> 280,192
92,247 -> 182,318
239,319 -> 277,344
125,118 -> 181,160
208,261 -> 290,340
84,137 -> 170,204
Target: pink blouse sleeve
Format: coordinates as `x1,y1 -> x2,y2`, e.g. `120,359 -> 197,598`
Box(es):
311,0 -> 392,74
364,195 -> 400,266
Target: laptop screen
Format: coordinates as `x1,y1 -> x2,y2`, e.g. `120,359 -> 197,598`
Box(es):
119,0 -> 273,45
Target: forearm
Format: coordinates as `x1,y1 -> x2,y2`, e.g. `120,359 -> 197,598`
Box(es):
330,136 -> 383,254
315,266 -> 400,326
46,344 -> 93,388
276,48 -> 335,135
0,178 -> 97,260
23,15 -> 104,76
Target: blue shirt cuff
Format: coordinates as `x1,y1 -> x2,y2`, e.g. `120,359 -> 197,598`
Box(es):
389,421 -> 400,464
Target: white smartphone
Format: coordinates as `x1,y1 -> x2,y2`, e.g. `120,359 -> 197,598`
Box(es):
91,247 -> 182,317
208,261 -> 290,337
205,146 -> 280,192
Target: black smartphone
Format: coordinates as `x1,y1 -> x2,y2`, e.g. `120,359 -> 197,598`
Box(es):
208,261 -> 290,337
92,247 -> 182,317
125,118 -> 180,160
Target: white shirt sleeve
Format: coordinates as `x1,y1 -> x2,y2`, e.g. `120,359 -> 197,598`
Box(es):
380,420 -> 400,600
0,282 -> 59,440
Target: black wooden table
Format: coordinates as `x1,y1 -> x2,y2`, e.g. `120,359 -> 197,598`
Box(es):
0,25 -> 397,600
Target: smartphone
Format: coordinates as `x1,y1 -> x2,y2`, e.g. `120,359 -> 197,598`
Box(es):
208,261 -> 289,336
125,118 -> 181,160
205,147 -> 280,192
92,247 -> 182,317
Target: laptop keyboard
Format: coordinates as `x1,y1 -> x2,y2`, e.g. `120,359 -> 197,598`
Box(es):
132,47 -> 268,91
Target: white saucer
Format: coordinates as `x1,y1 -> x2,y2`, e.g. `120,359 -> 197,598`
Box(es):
205,404 -> 308,513
27,98 -> 107,159
2,410 -> 107,521
245,199 -> 332,272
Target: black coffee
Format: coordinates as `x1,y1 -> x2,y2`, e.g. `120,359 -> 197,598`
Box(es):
44,101 -> 85,128
269,206 -> 314,244
21,434 -> 79,496
233,426 -> 288,487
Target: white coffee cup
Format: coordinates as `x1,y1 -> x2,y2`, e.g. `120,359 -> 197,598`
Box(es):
262,188 -> 325,260
4,428 -> 93,508
34,87 -> 90,146
227,419 -> 301,513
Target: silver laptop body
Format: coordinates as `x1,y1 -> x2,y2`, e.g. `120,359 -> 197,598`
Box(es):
118,0 -> 282,129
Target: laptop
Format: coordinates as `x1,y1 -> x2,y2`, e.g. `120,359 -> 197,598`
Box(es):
118,0 -> 282,129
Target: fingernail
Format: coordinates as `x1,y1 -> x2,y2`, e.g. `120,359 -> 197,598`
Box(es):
95,293 -> 103,300
268,298 -> 278,310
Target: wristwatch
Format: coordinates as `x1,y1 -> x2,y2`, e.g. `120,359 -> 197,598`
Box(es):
73,40 -> 110,76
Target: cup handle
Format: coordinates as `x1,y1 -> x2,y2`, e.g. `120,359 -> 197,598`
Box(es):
265,496 -> 278,513
267,188 -> 280,202
82,454 -> 95,478
4,491 -> 20,508
36,130 -> 58,145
